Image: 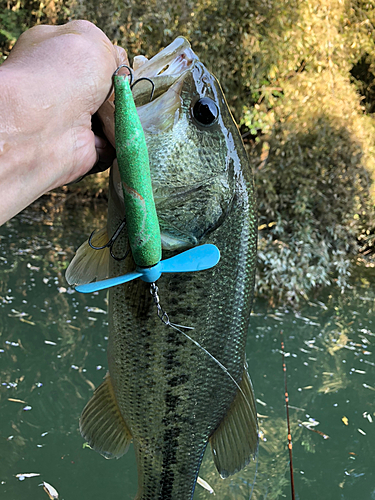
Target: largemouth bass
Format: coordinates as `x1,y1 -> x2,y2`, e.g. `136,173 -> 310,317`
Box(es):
66,37 -> 258,499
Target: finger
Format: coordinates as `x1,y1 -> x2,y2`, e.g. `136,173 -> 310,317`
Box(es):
100,44 -> 130,104
113,44 -> 129,67
94,135 -> 116,173
65,135 -> 115,185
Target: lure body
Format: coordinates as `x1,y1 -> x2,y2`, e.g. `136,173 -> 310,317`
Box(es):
113,74 -> 162,268
73,72 -> 219,294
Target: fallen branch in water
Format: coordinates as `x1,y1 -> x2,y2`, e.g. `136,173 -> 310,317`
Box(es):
281,330 -> 295,500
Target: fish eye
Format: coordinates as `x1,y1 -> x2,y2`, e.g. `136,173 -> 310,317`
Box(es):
192,98 -> 218,126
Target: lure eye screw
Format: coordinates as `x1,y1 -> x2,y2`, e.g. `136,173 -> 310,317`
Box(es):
113,65 -> 155,101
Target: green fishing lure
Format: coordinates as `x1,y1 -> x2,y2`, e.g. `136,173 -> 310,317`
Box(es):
113,71 -> 162,268
75,66 -> 220,293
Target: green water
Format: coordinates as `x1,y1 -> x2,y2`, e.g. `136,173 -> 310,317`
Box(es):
1,203 -> 374,500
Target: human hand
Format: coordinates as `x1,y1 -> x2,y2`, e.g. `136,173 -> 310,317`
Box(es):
0,20 -> 127,224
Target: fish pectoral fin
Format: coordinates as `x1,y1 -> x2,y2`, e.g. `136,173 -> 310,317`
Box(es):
209,367 -> 259,478
80,373 -> 132,459
65,227 -> 110,286
160,231 -> 198,251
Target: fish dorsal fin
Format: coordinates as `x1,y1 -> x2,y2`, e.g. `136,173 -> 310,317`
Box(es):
65,227 -> 110,286
80,373 -> 132,459
209,367 -> 258,478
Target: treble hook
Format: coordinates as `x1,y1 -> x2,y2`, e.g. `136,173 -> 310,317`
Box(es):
88,218 -> 130,261
113,65 -> 155,101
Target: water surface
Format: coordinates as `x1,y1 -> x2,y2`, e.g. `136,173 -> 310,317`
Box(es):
0,203 -> 374,499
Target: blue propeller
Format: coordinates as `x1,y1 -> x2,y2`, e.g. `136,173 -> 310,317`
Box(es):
75,244 -> 220,294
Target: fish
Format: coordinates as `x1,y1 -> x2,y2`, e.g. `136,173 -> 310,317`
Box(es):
66,36 -> 258,500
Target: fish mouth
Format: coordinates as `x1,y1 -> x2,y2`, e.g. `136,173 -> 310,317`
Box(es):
98,37 -> 198,144
132,37 -> 198,105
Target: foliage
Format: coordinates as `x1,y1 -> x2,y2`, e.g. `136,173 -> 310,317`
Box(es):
63,0 -> 302,120
0,0 -> 68,61
251,0 -> 375,303
254,68 -> 375,303
1,0 -> 375,304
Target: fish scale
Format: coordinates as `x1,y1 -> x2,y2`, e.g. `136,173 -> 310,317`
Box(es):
67,37 -> 258,500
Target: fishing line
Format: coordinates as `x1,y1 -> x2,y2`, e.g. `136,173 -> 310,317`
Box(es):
149,283 -> 250,409
280,330 -> 296,500
150,282 -> 259,498
247,453 -> 259,500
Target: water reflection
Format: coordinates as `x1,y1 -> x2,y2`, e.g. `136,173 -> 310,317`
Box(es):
245,277 -> 375,500
0,203 -> 374,499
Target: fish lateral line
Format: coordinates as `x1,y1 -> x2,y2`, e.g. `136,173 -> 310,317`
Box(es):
149,283 -> 256,420
149,282 -> 259,499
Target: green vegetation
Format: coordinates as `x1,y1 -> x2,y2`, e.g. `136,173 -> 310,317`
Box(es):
1,0 -> 375,304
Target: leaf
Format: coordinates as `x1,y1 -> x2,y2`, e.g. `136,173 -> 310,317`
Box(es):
42,482 -> 59,499
342,416 -> 349,426
16,473 -> 40,480
86,306 -> 107,314
197,476 -> 215,495
19,318 -> 36,326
